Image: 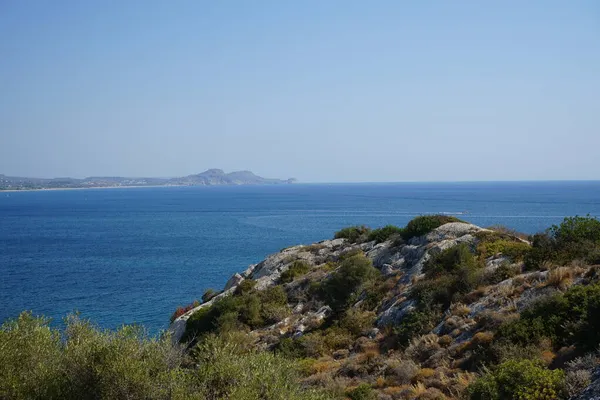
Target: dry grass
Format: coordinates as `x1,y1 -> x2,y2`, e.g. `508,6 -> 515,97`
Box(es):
414,368 -> 435,382
438,335 -> 452,347
309,357 -> 340,374
449,303 -> 471,317
409,382 -> 428,397
471,331 -> 494,345
545,266 -> 574,290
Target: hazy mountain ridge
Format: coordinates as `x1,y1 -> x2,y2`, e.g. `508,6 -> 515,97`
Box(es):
0,170 -> 296,190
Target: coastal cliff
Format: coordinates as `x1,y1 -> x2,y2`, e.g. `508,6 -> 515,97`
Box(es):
170,215 -> 600,399
4,214 -> 600,399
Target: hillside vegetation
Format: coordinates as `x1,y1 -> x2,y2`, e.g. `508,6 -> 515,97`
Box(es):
3,215 -> 600,399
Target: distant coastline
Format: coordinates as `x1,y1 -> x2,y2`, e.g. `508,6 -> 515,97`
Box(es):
0,185 -> 188,193
0,169 -> 296,191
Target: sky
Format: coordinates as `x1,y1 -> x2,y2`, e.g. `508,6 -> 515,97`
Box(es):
0,1 -> 599,182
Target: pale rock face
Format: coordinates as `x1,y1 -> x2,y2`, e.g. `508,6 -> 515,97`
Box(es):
224,273 -> 244,291
168,221 -> 520,345
485,256 -> 512,271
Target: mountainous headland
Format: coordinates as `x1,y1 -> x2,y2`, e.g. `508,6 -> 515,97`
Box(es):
0,169 -> 296,191
4,214 -> 600,399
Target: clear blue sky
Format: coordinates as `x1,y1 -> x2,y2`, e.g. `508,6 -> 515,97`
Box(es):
1,1 -> 598,182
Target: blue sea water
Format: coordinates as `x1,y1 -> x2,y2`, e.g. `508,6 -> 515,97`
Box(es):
1,182 -> 600,334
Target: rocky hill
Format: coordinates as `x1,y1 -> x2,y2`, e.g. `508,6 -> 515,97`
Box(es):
170,215 -> 600,400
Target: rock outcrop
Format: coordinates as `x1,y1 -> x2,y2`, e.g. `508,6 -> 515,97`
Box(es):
168,222 -> 503,343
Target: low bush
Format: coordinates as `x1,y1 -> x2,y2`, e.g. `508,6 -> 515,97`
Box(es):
334,225 -> 371,243
393,309 -> 440,347
497,282 -> 600,353
281,261 -> 311,283
401,215 -> 463,240
338,309 -> 376,336
466,359 -> 567,400
525,215 -> 600,270
478,239 -> 530,261
0,312 -> 331,400
235,278 -> 257,295
280,327 -> 355,359
483,263 -> 521,285
412,244 -> 483,310
319,253 -> 380,313
367,225 -> 404,244
346,383 -> 376,400
191,334 -> 331,400
184,285 -> 289,341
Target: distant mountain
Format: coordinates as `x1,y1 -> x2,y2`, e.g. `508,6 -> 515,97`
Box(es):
0,170 -> 296,190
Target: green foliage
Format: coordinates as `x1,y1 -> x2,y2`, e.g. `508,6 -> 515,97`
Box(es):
235,278 -> 257,295
466,359 -> 567,400
497,283 -> 600,352
0,312 -> 199,400
525,215 -> 600,270
275,309 -> 373,359
319,254 -> 380,313
0,312 -> 331,400
185,285 -> 289,341
393,309 -> 440,347
191,334 -> 331,400
551,215 -> 600,244
478,239 -> 530,261
277,327 -> 355,359
334,225 -> 371,243
280,261 -> 311,283
483,262 -> 521,285
401,215 -> 463,240
367,225 -> 404,244
412,244 -> 482,309
338,309 -> 376,336
346,383 -> 376,400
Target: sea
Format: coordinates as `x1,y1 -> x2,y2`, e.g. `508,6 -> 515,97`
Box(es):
1,182 -> 600,334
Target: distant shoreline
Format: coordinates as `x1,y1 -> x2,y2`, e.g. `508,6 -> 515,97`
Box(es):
0,185 -> 187,193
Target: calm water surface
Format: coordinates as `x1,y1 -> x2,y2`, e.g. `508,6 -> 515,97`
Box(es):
1,182 -> 599,333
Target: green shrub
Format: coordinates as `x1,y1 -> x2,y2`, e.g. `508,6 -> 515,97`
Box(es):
334,225 -> 371,243
280,261 -> 311,283
184,284 -> 290,341
367,225 -> 404,244
497,283 -> 600,352
466,359 -> 567,400
319,253 -> 380,313
274,337 -> 306,359
424,243 -> 480,278
0,313 -> 329,400
551,215 -> 600,244
0,312 -> 199,400
483,262 -> 521,285
235,279 -> 257,295
393,309 -> 440,347
525,215 -> 600,270
191,334 -> 330,400
479,239 -> 530,261
338,309 -> 376,336
401,215 -> 463,240
346,383 -> 376,400
412,244 -> 483,309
